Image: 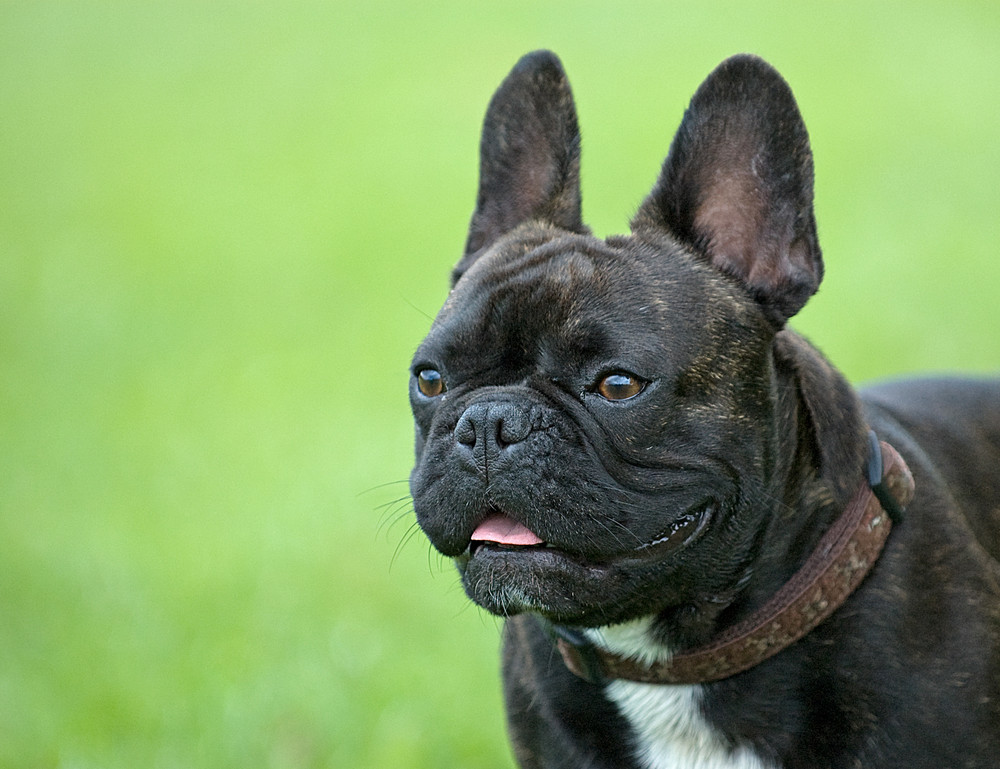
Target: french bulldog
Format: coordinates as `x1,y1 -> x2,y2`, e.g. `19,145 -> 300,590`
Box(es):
408,50 -> 1000,768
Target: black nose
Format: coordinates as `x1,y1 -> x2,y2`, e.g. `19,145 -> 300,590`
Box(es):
454,402 -> 531,474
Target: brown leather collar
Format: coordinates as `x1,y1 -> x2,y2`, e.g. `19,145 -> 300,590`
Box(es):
554,433 -> 915,685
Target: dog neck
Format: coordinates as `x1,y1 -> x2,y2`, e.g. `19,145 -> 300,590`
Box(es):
547,433 -> 914,685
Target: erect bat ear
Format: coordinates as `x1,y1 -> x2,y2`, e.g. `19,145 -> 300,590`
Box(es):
453,50 -> 586,285
632,55 -> 822,326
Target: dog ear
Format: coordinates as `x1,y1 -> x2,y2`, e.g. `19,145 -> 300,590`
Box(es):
631,55 -> 822,326
453,50 -> 586,284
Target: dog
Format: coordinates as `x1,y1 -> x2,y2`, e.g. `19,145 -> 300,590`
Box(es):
408,51 -> 1000,768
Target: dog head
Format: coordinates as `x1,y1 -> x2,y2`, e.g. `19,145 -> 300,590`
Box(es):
409,51 -> 826,629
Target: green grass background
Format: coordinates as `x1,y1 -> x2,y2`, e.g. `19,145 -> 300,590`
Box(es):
1,2 -> 998,767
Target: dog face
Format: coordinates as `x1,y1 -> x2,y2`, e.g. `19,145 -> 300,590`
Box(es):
409,51 -> 823,629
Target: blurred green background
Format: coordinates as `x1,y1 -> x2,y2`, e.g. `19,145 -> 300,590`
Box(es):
1,2 -> 998,767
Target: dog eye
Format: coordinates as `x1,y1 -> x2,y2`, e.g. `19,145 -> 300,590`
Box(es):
596,372 -> 645,401
416,368 -> 445,397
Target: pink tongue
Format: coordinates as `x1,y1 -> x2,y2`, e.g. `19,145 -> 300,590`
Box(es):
471,514 -> 544,546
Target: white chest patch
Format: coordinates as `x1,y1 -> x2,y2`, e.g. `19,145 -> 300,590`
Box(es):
587,621 -> 779,769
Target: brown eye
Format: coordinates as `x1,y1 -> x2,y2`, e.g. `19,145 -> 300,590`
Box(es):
416,368 -> 444,397
597,372 -> 644,401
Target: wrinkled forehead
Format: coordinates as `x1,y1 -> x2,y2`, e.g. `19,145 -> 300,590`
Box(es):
446,229 -> 749,322
419,230 -> 756,372
438,234 -> 620,341
452,231 -> 606,303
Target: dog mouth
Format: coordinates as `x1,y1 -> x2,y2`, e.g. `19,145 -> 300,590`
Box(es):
463,514 -> 557,566
455,502 -> 716,623
463,502 -> 714,565
471,514 -> 546,548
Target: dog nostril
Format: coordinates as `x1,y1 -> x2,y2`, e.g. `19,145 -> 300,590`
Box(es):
455,413 -> 477,447
496,409 -> 530,447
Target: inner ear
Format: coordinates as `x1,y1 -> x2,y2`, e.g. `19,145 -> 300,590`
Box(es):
453,50 -> 586,284
631,54 -> 822,325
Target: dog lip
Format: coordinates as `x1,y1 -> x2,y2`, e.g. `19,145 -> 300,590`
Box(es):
467,538 -> 560,560
627,500 -> 714,560
464,540 -> 599,573
460,502 -> 714,569
464,505 -> 711,568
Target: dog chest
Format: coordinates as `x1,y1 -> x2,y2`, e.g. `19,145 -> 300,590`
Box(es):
605,680 -> 778,769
